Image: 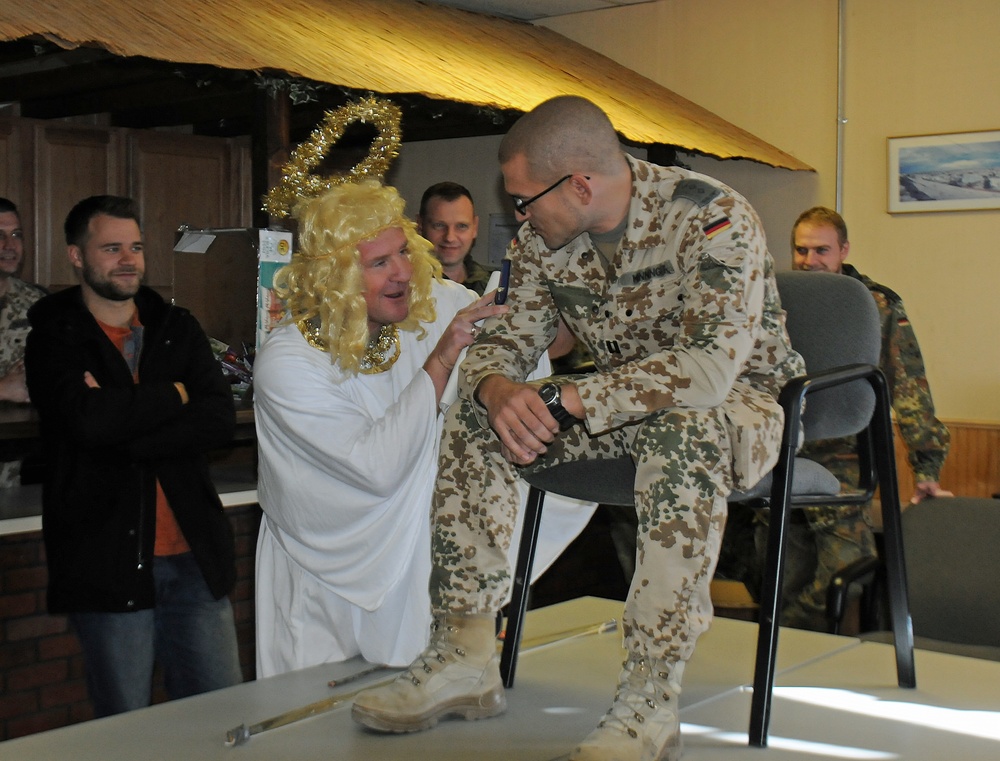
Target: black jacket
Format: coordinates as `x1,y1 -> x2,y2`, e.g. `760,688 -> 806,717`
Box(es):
25,286 -> 236,613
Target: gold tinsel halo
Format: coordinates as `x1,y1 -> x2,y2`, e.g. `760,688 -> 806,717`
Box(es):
263,96 -> 402,219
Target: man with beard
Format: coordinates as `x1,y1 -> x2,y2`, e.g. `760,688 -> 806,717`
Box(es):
24,195 -> 242,716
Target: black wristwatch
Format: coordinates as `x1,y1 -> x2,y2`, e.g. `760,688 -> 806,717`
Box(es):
538,382 -> 578,431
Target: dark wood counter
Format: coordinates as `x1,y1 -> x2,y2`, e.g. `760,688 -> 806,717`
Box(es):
0,402 -> 258,534
0,402 -> 255,441
0,403 -> 39,440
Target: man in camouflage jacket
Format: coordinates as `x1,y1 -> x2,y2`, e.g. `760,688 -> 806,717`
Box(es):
353,96 -> 804,761
0,198 -> 46,487
770,206 -> 951,630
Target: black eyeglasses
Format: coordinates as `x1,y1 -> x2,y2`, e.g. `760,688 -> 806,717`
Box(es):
512,174 -> 586,215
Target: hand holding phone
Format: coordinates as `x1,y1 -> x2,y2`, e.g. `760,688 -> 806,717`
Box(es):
494,259 -> 512,305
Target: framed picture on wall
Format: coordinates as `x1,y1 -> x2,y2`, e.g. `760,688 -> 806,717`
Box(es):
888,129 -> 1000,213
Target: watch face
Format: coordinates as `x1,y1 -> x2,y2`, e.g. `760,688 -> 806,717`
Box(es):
539,383 -> 559,405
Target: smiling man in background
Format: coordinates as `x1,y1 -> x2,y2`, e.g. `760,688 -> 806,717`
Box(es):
769,206 -> 953,631
0,197 -> 47,486
418,181 -> 492,295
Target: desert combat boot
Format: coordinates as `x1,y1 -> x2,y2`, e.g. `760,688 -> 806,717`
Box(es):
570,653 -> 683,761
352,613 -> 505,732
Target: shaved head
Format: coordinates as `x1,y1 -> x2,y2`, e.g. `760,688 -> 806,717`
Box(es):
499,96 -> 625,182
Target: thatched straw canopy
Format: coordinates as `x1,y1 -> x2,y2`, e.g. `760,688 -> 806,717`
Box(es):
0,0 -> 811,170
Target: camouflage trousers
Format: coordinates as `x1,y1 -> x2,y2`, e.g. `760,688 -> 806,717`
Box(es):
746,448 -> 877,631
430,394 -> 733,665
752,504 -> 876,631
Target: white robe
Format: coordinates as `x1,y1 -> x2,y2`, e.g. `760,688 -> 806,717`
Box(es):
253,279 -> 596,676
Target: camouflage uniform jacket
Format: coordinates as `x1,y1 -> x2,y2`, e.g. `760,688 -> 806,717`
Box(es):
0,277 -> 46,376
454,255 -> 494,297
0,278 -> 46,486
460,155 -> 805,489
814,264 -> 949,483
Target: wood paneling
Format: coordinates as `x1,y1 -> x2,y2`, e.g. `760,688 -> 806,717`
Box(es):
2,115 -> 252,336
0,120 -> 38,282
127,130 -> 250,294
32,123 -> 124,288
0,120 -> 17,199
895,419 -> 1000,500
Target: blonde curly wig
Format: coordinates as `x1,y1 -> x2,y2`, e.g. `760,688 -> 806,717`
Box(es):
274,180 -> 442,373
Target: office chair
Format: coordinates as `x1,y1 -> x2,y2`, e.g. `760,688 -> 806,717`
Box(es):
498,270 -> 916,748
829,496 -> 1000,660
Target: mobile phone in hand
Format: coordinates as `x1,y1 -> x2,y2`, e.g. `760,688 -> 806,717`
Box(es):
494,259 -> 512,305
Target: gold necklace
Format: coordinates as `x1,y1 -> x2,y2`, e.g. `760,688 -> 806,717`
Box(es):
297,319 -> 401,374
358,324 -> 401,374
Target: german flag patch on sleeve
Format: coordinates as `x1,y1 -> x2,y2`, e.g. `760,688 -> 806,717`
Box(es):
703,217 -> 732,239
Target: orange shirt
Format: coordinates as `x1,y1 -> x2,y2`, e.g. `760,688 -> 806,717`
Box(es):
97,315 -> 190,556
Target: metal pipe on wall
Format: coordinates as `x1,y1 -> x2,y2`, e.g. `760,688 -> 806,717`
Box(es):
836,0 -> 847,213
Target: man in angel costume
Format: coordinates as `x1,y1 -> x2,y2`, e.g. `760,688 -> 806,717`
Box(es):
253,179 -> 594,676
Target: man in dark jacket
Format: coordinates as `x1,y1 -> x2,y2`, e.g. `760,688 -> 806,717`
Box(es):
24,195 -> 241,717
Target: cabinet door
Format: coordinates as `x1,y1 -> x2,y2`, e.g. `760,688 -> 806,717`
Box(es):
33,124 -> 124,289
129,131 -> 253,344
0,120 -> 21,201
127,131 -> 250,300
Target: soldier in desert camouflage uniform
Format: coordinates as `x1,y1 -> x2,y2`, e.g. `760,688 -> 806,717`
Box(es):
0,198 -> 46,487
752,206 -> 951,631
353,96 -> 804,761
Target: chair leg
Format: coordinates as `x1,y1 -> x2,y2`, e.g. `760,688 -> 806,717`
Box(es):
869,374 -> 916,689
499,485 -> 545,688
748,452 -> 795,748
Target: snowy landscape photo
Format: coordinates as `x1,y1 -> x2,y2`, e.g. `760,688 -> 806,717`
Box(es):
888,130 -> 1000,213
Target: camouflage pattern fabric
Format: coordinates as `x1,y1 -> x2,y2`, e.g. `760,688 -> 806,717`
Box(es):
751,264 -> 950,630
430,155 -> 804,666
461,256 -> 495,297
431,396 -> 731,662
751,457 -> 877,630
0,277 -> 45,377
0,277 -> 46,487
844,263 -> 950,483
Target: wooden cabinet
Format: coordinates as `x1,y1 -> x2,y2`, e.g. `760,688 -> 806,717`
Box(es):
0,120 -> 36,282
32,123 -> 126,289
128,130 -> 252,298
0,116 -> 252,335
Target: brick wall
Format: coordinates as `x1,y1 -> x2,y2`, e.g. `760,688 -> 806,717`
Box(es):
0,504 -> 262,742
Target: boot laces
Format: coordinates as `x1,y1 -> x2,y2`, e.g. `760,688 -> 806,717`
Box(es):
402,621 -> 459,686
598,656 -> 673,739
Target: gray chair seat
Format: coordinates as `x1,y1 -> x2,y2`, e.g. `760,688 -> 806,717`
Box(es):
833,496 -> 1000,659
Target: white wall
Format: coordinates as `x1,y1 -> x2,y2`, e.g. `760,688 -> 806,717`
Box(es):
840,0 -> 1000,422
